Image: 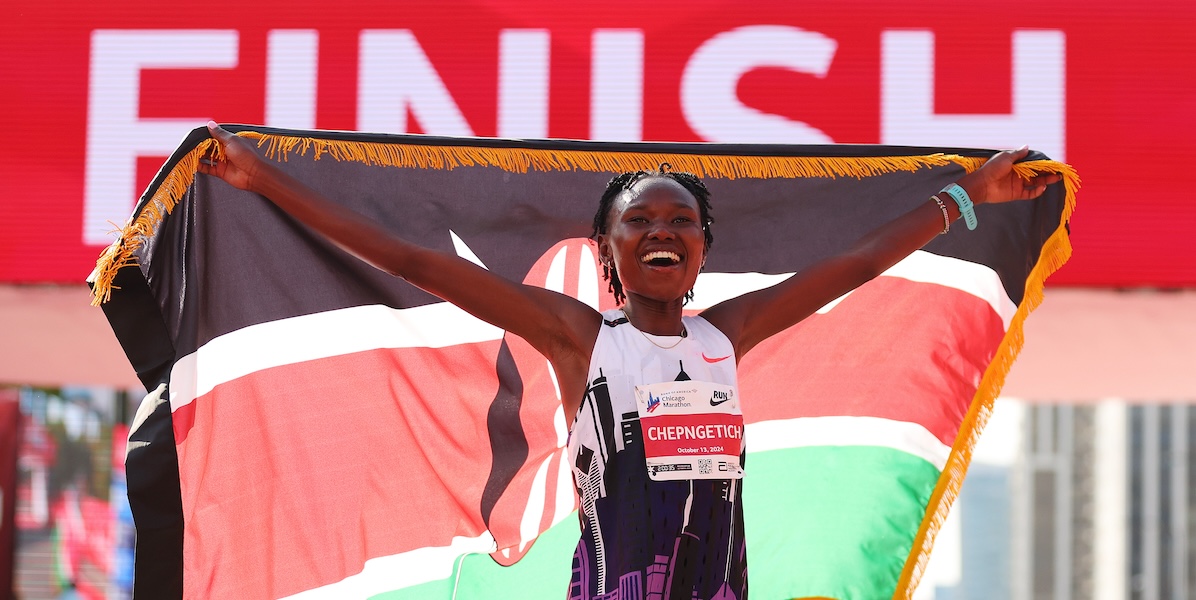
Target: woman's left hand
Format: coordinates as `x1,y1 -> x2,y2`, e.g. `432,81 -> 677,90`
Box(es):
961,146 -> 1062,205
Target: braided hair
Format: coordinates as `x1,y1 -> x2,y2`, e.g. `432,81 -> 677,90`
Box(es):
590,164 -> 714,305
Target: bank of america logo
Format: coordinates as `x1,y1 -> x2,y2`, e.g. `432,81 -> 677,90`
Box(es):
646,393 -> 661,413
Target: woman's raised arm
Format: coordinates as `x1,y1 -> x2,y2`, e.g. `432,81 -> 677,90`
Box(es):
701,147 -> 1061,360
198,123 -> 602,380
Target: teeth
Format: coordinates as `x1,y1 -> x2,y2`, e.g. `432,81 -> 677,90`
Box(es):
641,251 -> 681,264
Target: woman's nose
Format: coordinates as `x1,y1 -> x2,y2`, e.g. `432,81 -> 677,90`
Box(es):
646,221 -> 676,239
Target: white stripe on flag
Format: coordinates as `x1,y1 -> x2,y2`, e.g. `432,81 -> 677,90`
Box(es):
169,302 -> 504,412
745,416 -> 952,471
170,250 -> 1013,414
690,250 -> 1017,328
278,533 -> 498,600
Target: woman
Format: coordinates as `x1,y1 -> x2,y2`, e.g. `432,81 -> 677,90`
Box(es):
200,122 -> 1058,599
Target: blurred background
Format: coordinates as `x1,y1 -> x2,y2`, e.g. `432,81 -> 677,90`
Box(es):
1,1 -> 1193,598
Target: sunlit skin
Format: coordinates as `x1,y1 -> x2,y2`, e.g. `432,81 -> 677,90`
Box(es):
598,178 -> 707,336
199,122 -> 1060,426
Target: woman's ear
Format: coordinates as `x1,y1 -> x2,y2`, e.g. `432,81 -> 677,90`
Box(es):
596,235 -> 611,267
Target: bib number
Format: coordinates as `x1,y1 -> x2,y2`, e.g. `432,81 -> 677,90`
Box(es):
634,380 -> 744,481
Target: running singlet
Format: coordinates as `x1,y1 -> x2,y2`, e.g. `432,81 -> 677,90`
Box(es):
567,310 -> 747,600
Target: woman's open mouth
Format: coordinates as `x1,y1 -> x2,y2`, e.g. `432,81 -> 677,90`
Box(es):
641,250 -> 682,267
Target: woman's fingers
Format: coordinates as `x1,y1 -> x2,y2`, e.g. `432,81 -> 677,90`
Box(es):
198,125 -> 226,177
984,147 -> 1065,202
197,153 -> 223,177
199,121 -> 258,189
1018,172 -> 1062,199
207,121 -> 234,144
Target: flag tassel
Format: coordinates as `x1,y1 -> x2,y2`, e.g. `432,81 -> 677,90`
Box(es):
893,162 -> 1080,599
89,131 -> 1015,306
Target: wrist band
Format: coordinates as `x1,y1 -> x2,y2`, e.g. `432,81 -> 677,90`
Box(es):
941,183 -> 977,231
930,195 -> 950,234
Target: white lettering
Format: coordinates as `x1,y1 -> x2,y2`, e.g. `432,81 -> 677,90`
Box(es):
881,30 -> 1066,160
358,30 -> 473,136
498,29 -> 550,138
266,30 -> 319,129
647,424 -> 743,441
83,30 -> 238,245
591,29 -> 644,141
680,25 -> 836,143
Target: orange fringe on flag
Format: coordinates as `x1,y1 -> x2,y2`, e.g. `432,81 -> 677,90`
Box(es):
892,160 -> 1080,600
89,130 -> 999,305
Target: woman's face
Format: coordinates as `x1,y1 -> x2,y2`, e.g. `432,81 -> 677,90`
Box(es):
598,177 -> 706,305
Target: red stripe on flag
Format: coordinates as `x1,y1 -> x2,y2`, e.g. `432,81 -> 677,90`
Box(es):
738,277 -> 1005,446
176,341 -> 505,598
172,398 -> 197,444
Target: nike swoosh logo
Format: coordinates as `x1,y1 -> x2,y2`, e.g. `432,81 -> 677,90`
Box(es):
710,397 -> 731,407
702,353 -> 732,363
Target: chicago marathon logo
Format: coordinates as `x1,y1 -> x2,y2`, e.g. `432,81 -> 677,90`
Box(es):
646,392 -> 661,413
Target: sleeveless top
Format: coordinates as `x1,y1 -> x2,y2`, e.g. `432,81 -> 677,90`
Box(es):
566,310 -> 747,600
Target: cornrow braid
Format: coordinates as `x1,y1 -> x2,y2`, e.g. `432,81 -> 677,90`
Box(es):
590,163 -> 715,305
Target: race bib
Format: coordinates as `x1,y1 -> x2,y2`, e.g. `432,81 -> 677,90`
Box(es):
634,380 -> 744,481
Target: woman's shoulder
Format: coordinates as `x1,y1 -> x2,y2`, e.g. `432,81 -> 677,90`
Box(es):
684,313 -> 733,348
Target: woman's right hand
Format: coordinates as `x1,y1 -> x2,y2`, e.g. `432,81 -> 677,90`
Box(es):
958,146 -> 1061,206
198,121 -> 264,191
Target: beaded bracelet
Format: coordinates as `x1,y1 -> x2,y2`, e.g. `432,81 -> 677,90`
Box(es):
941,183 -> 978,231
930,194 -> 950,235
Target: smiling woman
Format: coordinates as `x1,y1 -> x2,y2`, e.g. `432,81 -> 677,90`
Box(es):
196,122 -> 1059,599
591,166 -> 715,310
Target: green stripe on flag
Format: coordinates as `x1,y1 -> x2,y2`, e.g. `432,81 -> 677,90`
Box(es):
744,445 -> 941,600
369,514 -> 580,600
372,445 -> 938,599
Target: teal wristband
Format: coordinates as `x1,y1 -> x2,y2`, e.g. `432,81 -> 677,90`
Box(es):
941,183 -> 977,231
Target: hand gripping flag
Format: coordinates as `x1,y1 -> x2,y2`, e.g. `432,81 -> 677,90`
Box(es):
92,126 -> 1078,600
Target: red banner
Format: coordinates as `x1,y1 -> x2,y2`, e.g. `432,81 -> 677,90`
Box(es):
1,0 -> 1193,285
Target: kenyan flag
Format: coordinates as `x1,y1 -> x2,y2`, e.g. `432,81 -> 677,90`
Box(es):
93,127 -> 1076,599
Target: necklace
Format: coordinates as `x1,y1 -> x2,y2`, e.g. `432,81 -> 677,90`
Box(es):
621,309 -> 687,350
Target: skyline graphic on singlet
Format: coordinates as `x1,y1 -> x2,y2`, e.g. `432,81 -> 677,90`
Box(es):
569,316 -> 746,600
